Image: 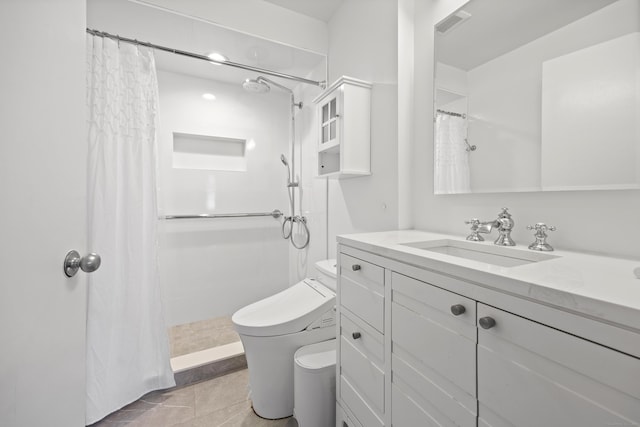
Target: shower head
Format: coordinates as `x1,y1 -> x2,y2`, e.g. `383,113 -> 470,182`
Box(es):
242,78 -> 270,94
243,76 -> 302,109
280,154 -> 289,166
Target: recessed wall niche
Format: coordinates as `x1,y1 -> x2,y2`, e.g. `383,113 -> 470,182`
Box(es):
172,132 -> 247,171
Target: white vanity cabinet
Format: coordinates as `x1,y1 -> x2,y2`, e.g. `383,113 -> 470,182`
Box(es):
336,240 -> 640,427
313,76 -> 371,178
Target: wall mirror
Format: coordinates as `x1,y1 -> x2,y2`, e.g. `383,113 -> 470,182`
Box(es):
433,0 -> 640,194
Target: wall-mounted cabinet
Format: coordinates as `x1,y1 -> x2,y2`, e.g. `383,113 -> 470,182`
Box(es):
313,76 -> 371,178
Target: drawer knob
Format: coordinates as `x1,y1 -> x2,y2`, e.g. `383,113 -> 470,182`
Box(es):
450,304 -> 466,316
351,264 -> 361,271
479,316 -> 496,329
352,332 -> 362,340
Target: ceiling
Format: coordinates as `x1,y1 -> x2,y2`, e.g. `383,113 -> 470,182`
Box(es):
263,0 -> 344,22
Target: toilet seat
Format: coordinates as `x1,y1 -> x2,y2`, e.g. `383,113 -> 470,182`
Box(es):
232,279 -> 335,337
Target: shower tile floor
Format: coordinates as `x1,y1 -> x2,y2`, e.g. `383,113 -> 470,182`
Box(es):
168,316 -> 240,357
91,369 -> 295,427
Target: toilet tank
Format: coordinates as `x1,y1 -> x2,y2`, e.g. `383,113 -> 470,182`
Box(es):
314,259 -> 337,291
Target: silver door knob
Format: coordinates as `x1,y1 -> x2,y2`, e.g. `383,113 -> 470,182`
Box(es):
64,250 -> 101,277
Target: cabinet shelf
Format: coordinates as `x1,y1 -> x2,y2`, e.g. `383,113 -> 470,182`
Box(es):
318,139 -> 340,154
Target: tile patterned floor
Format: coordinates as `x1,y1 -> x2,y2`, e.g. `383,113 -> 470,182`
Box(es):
91,369 -> 295,427
168,316 -> 240,358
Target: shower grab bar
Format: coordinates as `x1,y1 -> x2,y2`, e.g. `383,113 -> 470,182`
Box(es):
163,210 -> 283,220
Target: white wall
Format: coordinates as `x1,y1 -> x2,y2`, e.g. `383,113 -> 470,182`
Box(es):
156,71 -> 292,326
398,0 -> 415,230
411,0 -> 640,260
326,0 -> 400,258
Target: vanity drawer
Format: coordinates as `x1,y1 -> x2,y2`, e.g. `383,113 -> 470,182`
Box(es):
392,272 -> 476,331
340,312 -> 385,417
339,253 -> 384,332
341,312 -> 384,365
340,376 -> 384,427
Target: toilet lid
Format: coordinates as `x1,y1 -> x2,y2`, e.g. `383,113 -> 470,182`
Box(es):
232,280 -> 335,337
294,338 -> 336,370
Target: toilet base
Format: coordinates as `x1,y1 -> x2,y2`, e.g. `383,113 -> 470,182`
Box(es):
239,327 -> 335,419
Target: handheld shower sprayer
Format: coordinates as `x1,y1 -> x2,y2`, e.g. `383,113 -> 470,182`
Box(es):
280,154 -> 298,188
280,154 -> 290,182
279,154 -> 308,249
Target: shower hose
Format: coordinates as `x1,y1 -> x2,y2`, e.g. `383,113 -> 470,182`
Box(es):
281,215 -> 310,249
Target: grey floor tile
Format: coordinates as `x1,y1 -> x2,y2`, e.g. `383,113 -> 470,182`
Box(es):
91,367 -> 299,427
193,369 -> 250,416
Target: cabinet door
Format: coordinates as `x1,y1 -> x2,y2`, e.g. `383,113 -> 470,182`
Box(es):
319,94 -> 339,148
391,273 -> 477,427
477,303 -> 640,427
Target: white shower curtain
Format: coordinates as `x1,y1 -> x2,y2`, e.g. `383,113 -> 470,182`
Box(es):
434,114 -> 471,194
85,35 -> 175,424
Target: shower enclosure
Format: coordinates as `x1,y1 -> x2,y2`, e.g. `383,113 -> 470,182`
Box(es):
88,0 -> 327,392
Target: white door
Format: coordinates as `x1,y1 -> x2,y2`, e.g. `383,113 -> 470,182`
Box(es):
0,1 -> 88,425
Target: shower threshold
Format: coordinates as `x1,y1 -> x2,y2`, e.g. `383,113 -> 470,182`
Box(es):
168,316 -> 246,387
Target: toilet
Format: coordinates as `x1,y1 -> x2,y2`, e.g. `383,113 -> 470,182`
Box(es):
231,259 -> 337,419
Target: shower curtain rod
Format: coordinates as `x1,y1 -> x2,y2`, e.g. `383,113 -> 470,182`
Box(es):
86,28 -> 326,89
437,109 -> 467,119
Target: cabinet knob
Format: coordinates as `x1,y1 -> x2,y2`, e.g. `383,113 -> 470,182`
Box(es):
479,316 -> 496,329
450,304 -> 466,316
351,264 -> 361,271
352,332 -> 361,340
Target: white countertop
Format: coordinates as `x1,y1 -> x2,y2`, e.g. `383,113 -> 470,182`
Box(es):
337,230 -> 640,332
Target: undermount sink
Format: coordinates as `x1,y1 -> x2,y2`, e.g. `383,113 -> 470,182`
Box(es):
400,239 -> 559,267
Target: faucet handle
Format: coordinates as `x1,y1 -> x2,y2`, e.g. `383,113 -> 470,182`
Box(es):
498,207 -> 513,218
527,223 -> 556,251
465,218 -> 484,241
527,223 -> 556,233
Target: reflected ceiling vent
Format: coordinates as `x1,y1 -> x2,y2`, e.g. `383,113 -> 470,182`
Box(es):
436,10 -> 471,34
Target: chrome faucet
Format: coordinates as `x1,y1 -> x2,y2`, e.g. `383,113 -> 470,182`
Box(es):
465,208 -> 516,246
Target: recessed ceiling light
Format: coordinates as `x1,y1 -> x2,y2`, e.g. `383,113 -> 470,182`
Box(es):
207,52 -> 229,64
202,93 -> 216,101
